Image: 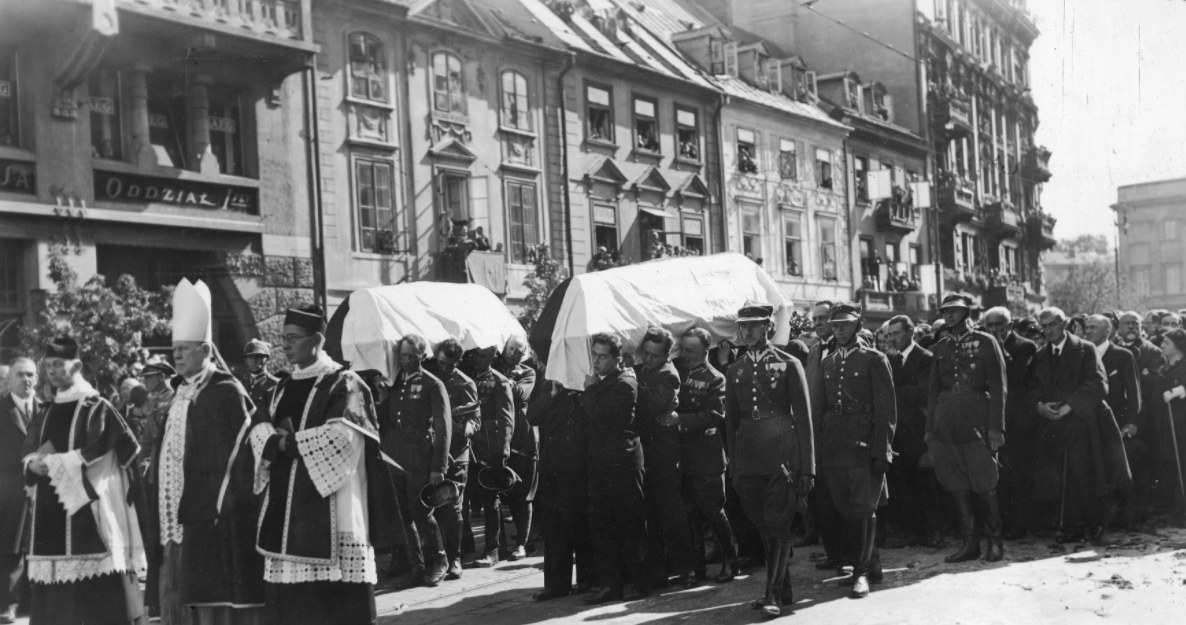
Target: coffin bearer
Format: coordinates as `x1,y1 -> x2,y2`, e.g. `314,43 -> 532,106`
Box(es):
0,359 -> 37,623
927,294 -> 1007,563
24,337 -> 145,625
381,334 -> 452,587
497,337 -> 538,561
240,339 -> 279,410
725,301 -> 814,617
812,304 -> 896,598
674,328 -> 737,584
249,305 -> 401,625
465,347 -> 515,567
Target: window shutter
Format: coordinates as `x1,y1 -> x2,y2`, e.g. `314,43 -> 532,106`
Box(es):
766,59 -> 782,93
724,42 -> 738,77
805,71 -> 818,99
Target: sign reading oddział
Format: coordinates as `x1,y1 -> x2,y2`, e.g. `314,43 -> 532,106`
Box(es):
93,170 -> 258,214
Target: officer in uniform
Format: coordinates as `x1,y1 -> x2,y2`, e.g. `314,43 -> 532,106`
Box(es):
240,339 -> 279,409
425,338 -> 479,580
674,327 -> 737,584
725,301 -> 814,618
465,346 -> 515,567
927,294 -> 1007,563
812,303 -> 896,599
497,337 -> 538,561
381,334 -> 452,587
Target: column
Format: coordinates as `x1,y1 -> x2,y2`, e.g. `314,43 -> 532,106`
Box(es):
189,75 -> 220,175
127,63 -> 156,167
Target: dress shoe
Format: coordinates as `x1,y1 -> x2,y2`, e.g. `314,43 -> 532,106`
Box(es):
737,555 -> 764,571
533,587 -> 570,602
791,533 -> 818,548
1056,528 -> 1086,544
814,557 -> 843,571
676,572 -> 699,589
583,587 -> 622,605
392,565 -> 425,590
715,560 -> 739,584
445,559 -> 463,581
850,574 -> 870,599
471,552 -> 499,568
423,562 -> 448,587
572,581 -> 594,595
508,545 -> 527,561
623,585 -> 651,601
1088,526 -> 1107,546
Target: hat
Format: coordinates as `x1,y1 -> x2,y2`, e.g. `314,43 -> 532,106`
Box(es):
1015,318 -> 1038,335
939,294 -> 972,311
172,279 -> 213,343
419,480 -> 461,509
140,361 -> 177,378
477,465 -> 522,492
829,303 -> 862,322
243,339 -> 271,358
737,300 -> 774,324
45,336 -> 79,359
284,305 -> 326,334
1162,329 -> 1186,355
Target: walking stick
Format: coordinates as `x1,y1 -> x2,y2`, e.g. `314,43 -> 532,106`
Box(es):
1057,450 -> 1068,532
1163,399 -> 1186,499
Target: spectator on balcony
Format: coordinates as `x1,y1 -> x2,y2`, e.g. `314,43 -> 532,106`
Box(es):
470,226 -> 491,252
868,253 -> 883,291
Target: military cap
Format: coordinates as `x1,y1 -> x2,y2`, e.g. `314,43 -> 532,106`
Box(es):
140,361 -> 177,378
1015,318 -> 1038,335
243,339 -> 272,358
284,305 -> 327,333
477,465 -> 523,492
737,300 -> 774,323
939,294 -> 972,310
829,303 -> 862,322
419,480 -> 461,509
45,336 -> 79,359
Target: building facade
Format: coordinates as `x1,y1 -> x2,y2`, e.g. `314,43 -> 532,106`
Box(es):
1114,177 -> 1186,312
0,0 -> 318,362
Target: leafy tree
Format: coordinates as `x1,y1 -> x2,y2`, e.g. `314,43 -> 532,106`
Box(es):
1047,257 -> 1149,315
1055,234 -> 1109,258
20,249 -> 172,392
520,243 -> 568,332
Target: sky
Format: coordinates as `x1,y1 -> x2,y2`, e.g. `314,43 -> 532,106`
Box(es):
1028,0 -> 1186,242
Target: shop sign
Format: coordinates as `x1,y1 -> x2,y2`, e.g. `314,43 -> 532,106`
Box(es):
0,158 -> 35,194
94,170 -> 257,214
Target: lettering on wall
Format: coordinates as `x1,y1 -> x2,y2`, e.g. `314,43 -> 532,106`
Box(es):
0,159 -> 35,194
93,170 -> 258,214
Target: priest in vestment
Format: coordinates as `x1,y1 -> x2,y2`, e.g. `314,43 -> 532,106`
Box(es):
23,336 -> 146,625
154,279 -> 265,624
249,305 -> 402,625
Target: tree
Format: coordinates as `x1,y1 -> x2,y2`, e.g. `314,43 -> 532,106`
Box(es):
1047,257 -> 1150,315
20,250 -> 172,392
1055,234 -> 1109,258
519,243 -> 568,333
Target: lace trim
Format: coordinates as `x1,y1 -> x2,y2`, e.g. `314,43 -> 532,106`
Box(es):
28,548 -> 146,584
45,451 -> 91,515
262,533 -> 375,585
296,425 -> 356,499
290,352 -> 341,381
249,423 -> 276,495
159,384 -> 198,546
54,380 -> 99,404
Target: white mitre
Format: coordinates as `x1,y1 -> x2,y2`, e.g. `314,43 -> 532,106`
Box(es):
172,278 -> 212,343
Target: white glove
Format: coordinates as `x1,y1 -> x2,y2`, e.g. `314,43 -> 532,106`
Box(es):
1175,386 -> 1186,400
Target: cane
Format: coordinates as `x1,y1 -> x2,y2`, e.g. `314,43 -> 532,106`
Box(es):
1057,450 -> 1068,532
1163,399 -> 1186,499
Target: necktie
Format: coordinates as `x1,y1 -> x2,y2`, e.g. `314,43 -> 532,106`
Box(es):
891,353 -> 904,370
1052,346 -> 1060,359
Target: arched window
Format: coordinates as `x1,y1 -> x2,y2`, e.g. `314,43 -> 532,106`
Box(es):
431,52 -> 465,114
348,32 -> 387,103
500,70 -> 530,131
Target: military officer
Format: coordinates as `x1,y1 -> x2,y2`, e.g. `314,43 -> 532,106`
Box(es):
927,294 -> 1007,563
811,303 -> 896,599
496,337 -> 538,561
725,301 -> 814,618
674,328 -> 737,584
240,338 -> 279,409
465,346 -> 515,567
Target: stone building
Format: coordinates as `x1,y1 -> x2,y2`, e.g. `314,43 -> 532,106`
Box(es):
0,0 -> 319,362
1114,177 -> 1186,312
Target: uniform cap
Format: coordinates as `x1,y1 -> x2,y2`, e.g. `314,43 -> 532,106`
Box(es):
939,294 -> 972,310
477,465 -> 522,492
737,300 -> 774,323
243,339 -> 271,358
284,305 -> 326,334
45,335 -> 79,359
829,303 -> 862,322
172,279 -> 213,343
140,361 -> 177,378
419,480 -> 461,509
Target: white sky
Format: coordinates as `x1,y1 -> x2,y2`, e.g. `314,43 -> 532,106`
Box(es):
1029,0 -> 1186,241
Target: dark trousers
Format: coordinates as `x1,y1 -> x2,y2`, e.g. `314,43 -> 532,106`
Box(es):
506,454 -> 538,549
644,459 -> 694,581
887,457 -> 947,540
725,475 -> 764,561
682,473 -> 734,571
433,461 -> 469,563
807,474 -> 849,560
539,472 -> 593,591
732,474 -> 798,540
999,429 -> 1035,534
393,469 -> 445,571
0,553 -> 24,611
470,457 -> 504,558
1035,431 -> 1096,529
588,469 -> 649,592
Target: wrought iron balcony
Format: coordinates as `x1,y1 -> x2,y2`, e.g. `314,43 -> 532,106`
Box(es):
875,186 -> 918,233
937,174 -> 978,222
983,199 -> 1021,238
933,90 -> 973,140
1022,146 -> 1053,183
119,0 -> 309,45
1027,211 -> 1057,250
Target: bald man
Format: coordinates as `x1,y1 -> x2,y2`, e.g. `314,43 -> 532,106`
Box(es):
1117,311 -> 1167,524
982,306 -> 1037,539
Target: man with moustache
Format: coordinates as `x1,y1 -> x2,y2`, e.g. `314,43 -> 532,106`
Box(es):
240,339 -> 279,411
496,336 -> 538,561
0,359 -> 37,623
1117,310 -> 1167,523
465,347 -> 515,568
799,301 -> 846,566
1086,314 -> 1140,536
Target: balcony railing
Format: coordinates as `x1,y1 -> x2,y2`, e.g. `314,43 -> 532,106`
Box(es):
933,90 -> 973,140
983,200 -> 1021,238
937,174 -> 978,222
1022,146 -> 1053,183
123,0 -> 306,42
875,186 -> 918,233
1027,211 -> 1057,250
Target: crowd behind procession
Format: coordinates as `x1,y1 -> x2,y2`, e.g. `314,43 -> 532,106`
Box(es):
1,281 -> 1186,625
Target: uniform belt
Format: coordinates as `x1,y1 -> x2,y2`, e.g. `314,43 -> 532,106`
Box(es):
391,422 -> 430,434
945,386 -> 988,396
827,402 -> 871,415
750,409 -> 782,420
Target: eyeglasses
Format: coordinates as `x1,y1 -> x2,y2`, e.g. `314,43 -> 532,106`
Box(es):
812,315 -> 830,322
281,334 -> 315,344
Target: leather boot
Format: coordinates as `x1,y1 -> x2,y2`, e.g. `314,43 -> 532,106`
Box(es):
715,529 -> 739,583
850,516 -> 876,598
945,493 -> 981,563
980,490 -> 1004,563
751,538 -> 776,611
763,540 -> 794,617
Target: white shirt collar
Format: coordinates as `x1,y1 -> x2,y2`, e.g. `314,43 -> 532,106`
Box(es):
899,341 -> 916,361
1051,334 -> 1069,354
1095,340 -> 1110,356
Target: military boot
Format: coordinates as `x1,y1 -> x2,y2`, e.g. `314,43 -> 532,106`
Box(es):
850,516 -> 877,599
981,490 -> 1005,562
763,540 -> 794,617
945,493 -> 981,563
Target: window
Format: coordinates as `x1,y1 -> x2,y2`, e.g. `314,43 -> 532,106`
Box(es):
737,128 -> 758,173
432,52 -> 465,115
633,96 -> 659,152
0,242 -> 22,363
1164,220 -> 1178,241
500,70 -> 530,131
682,216 -> 704,255
815,147 -> 832,189
1167,264 -> 1182,295
438,170 -> 470,223
783,212 -> 803,276
741,205 -> 762,258
909,244 -> 921,280
586,84 -> 613,142
0,49 -> 17,147
140,73 -> 249,176
593,202 -> 618,255
676,106 -> 699,160
819,218 -> 838,280
89,67 -> 122,160
1133,266 -> 1151,295
354,157 -> 395,253
207,85 -> 244,176
506,180 -> 539,264
854,154 -> 869,201
885,241 -> 900,266
709,37 -> 726,75
778,139 -> 797,180
724,41 -> 739,77
146,73 -> 188,169
348,33 -> 388,103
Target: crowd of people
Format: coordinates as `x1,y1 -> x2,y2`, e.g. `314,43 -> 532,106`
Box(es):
2,283 -> 1186,625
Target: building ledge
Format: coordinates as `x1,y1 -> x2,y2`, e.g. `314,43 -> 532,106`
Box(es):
0,198 -> 264,233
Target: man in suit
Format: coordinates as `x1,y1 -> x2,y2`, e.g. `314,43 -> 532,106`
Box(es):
883,315 -> 940,547
1087,314 -> 1141,535
726,301 -> 814,617
983,306 -> 1039,539
1117,311 -> 1166,523
927,294 -> 1007,563
0,358 -> 36,623
1029,307 -> 1115,543
583,333 -> 651,604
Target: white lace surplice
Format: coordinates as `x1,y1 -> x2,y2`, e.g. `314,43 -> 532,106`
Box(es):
159,374 -> 203,546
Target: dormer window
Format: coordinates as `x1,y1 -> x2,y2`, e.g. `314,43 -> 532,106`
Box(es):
709,37 -> 726,75
844,77 -> 862,111
724,41 -> 738,77
765,59 -> 782,93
